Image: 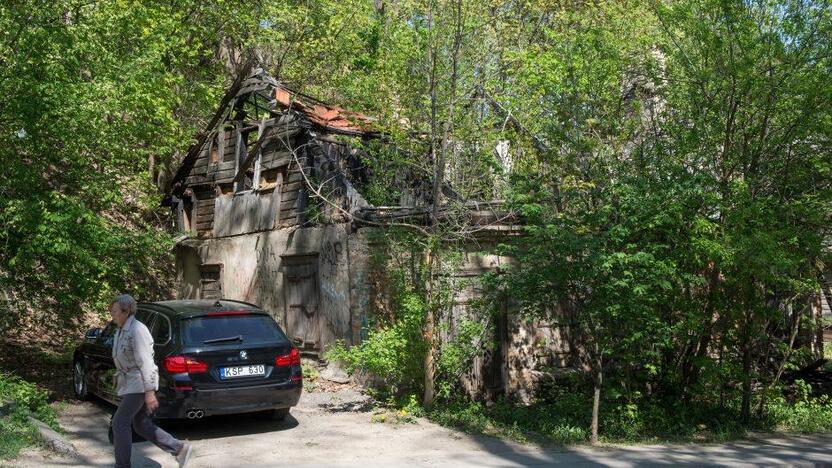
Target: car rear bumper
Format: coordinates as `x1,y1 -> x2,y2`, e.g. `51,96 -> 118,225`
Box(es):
155,380 -> 302,419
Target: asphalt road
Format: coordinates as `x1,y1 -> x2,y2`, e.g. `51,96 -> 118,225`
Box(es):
9,389 -> 832,467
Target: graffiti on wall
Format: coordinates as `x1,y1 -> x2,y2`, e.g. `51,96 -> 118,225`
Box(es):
318,235 -> 348,339
320,240 -> 343,271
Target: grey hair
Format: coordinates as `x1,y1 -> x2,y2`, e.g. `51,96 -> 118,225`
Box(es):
112,294 -> 137,316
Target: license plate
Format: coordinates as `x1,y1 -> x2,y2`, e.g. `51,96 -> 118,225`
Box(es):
220,365 -> 265,379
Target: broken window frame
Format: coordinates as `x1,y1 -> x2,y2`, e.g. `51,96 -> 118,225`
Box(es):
234,114 -> 271,195
177,188 -> 196,233
221,123 -> 235,163
208,127 -> 224,165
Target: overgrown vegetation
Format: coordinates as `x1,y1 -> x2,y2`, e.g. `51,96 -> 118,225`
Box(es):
429,389 -> 832,445
2,0 -> 831,450
0,373 -> 59,459
326,228 -> 490,405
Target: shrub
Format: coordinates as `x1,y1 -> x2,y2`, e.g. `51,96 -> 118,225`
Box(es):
767,380 -> 832,433
326,291 -> 427,396
0,372 -> 58,459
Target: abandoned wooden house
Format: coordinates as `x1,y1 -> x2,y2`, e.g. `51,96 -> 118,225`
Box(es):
163,69 -> 571,402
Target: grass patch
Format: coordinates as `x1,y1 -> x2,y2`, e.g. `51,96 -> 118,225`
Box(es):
370,394 -> 423,425
421,385 -> 832,446
0,372 -> 60,460
301,361 -> 320,393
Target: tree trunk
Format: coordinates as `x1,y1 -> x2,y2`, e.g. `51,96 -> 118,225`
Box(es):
681,264 -> 721,399
423,321 -> 435,406
591,363 -> 602,445
756,300 -> 800,417
740,317 -> 753,421
423,248 -> 436,407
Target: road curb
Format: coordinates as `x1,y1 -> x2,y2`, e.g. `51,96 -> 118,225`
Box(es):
28,416 -> 80,459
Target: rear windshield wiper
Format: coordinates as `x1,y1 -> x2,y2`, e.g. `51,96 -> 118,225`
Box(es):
203,335 -> 243,344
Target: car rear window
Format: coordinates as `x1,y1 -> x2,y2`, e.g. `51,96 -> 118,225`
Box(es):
182,314 -> 288,346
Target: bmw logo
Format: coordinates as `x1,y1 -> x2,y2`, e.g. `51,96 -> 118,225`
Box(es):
240,350 -> 248,360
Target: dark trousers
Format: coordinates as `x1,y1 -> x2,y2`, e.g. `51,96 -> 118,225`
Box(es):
113,393 -> 183,468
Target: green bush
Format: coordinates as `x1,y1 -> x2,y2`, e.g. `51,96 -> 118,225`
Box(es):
767,380 -> 832,433
326,292 -> 427,396
422,379 -> 832,446
0,372 -> 59,459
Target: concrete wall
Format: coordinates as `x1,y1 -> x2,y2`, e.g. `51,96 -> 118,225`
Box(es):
174,224 -> 354,352
175,224 -> 572,402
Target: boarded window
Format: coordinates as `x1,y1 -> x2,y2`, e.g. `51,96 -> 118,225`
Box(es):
199,264 -> 223,299
178,191 -> 195,233
193,189 -> 215,234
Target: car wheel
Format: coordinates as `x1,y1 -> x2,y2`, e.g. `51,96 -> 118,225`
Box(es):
261,408 -> 290,421
73,359 -> 90,401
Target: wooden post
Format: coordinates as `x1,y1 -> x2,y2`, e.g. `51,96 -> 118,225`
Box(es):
253,116 -> 267,190
218,125 -> 225,163
272,172 -> 284,228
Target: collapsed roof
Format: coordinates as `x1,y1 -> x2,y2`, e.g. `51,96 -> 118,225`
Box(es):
164,68 -> 378,205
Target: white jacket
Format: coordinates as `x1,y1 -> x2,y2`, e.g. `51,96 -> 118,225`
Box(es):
112,314 -> 159,395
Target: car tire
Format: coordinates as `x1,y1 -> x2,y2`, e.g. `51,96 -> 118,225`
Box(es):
73,359 -> 90,401
265,408 -> 290,421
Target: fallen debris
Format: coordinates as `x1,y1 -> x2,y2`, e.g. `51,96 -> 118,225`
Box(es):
319,363 -> 350,384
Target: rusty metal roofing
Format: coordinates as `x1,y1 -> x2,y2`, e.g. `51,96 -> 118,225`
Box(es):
274,85 -> 376,135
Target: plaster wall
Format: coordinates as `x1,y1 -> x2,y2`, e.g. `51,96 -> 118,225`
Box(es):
174,224 -> 354,352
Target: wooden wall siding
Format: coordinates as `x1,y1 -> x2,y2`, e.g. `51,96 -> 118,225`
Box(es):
222,125 -> 235,162
213,189 -> 282,237
305,139 -> 369,216
185,160 -> 237,185
179,111 -> 321,235
277,161 -> 307,226
194,197 -> 215,232
317,135 -> 370,187
260,149 -> 293,169
185,137 -> 301,187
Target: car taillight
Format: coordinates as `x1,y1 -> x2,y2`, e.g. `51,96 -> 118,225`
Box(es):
275,348 -> 300,367
163,355 -> 209,373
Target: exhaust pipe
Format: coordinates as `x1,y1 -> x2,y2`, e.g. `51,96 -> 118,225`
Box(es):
186,411 -> 196,419
194,410 -> 204,419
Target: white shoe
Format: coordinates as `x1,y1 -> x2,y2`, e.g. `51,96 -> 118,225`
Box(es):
176,443 -> 193,468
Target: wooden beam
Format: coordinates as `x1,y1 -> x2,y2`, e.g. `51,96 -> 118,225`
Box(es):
252,116 -> 266,190
232,127 -> 272,185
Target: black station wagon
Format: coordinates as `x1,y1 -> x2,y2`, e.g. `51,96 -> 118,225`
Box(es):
72,299 -> 303,420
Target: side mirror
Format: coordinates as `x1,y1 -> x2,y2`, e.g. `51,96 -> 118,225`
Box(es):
85,327 -> 102,340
